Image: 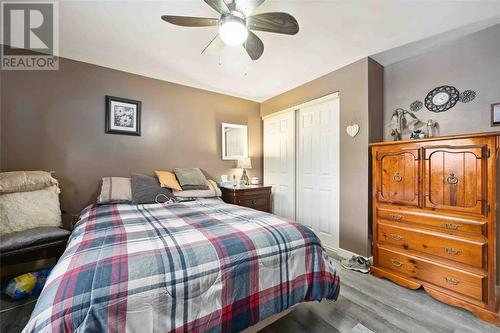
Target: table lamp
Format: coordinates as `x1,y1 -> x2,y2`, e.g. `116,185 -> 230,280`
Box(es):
237,157 -> 252,185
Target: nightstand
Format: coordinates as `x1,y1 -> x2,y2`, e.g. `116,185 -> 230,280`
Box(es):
220,185 -> 272,213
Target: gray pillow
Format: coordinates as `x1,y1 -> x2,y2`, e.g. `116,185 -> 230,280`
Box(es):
131,173 -> 176,204
173,168 -> 209,190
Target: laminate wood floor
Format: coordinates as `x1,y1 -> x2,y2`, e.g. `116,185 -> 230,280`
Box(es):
259,261 -> 500,333
2,260 -> 499,333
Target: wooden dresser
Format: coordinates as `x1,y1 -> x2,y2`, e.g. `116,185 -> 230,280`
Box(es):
220,185 -> 272,213
370,132 -> 500,324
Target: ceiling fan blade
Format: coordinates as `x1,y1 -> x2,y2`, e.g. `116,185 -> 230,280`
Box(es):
247,12 -> 299,35
243,31 -> 264,60
201,34 -> 226,56
204,0 -> 230,14
161,15 -> 219,27
235,0 -> 266,16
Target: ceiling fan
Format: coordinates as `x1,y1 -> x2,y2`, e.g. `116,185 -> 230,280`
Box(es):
161,0 -> 299,60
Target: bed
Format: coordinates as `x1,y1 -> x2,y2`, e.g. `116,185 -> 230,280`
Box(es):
22,198 -> 340,333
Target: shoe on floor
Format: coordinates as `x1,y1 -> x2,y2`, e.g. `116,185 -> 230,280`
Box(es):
341,255 -> 370,274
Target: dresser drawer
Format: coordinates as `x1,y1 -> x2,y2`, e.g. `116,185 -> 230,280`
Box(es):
378,246 -> 486,302
378,222 -> 486,268
377,207 -> 486,235
238,198 -> 268,209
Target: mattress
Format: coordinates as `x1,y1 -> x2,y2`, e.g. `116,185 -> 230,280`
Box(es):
23,198 -> 339,333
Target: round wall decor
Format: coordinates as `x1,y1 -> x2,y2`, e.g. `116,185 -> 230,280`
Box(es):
459,89 -> 477,103
409,100 -> 423,112
424,85 -> 460,113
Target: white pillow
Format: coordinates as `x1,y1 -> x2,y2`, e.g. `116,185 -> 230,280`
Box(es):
0,185 -> 62,235
0,171 -> 58,193
173,180 -> 222,198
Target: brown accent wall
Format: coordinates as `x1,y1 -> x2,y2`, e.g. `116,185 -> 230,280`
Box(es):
1,57 -> 262,213
261,57 -> 384,256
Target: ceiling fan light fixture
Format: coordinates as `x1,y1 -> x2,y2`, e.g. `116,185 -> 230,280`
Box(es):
219,15 -> 248,46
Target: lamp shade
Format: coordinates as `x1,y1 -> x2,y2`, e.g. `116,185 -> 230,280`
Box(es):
237,157 -> 252,169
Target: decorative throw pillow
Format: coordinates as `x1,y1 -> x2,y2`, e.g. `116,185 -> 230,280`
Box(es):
0,171 -> 58,193
131,173 -> 176,204
173,168 -> 209,190
97,177 -> 132,203
0,185 -> 62,235
173,180 -> 222,198
155,171 -> 182,191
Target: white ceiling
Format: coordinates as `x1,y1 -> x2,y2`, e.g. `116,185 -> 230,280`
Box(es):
58,1 -> 500,102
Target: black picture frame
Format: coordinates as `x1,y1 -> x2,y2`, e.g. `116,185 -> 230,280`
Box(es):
492,103 -> 500,127
105,95 -> 141,136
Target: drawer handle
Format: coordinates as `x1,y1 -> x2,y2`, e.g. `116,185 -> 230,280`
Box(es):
390,214 -> 403,221
444,277 -> 460,286
390,233 -> 404,241
251,200 -> 256,205
442,223 -> 459,230
444,247 -> 461,255
393,172 -> 403,182
446,173 -> 459,185
390,259 -> 403,267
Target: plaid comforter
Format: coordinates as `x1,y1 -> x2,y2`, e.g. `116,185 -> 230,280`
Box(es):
23,198 -> 339,333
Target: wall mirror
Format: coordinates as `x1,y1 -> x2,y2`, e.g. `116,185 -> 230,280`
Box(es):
222,123 -> 248,160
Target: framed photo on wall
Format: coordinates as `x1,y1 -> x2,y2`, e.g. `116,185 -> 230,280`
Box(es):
492,103 -> 500,127
105,95 -> 141,136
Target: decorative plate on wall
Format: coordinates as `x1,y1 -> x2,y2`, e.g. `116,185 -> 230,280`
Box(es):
459,89 -> 477,103
409,100 -> 423,112
424,85 -> 460,113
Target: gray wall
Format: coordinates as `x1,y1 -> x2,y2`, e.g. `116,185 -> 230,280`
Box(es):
384,24 -> 500,140
1,57 -> 262,213
261,57 -> 384,257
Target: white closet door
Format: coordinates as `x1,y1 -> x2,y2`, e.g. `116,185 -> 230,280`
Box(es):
263,110 -> 295,219
296,97 -> 340,250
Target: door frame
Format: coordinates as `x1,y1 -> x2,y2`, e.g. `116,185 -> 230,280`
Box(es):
263,92 -> 341,251
295,93 -> 340,250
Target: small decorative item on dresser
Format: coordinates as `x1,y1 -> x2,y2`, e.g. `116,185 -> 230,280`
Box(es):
251,177 -> 259,185
426,119 -> 438,138
219,185 -> 272,213
105,96 -> 141,136
389,108 -> 424,141
410,130 -> 425,139
237,157 -> 252,185
492,102 -> 500,127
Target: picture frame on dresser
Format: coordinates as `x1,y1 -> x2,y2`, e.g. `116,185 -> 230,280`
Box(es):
492,102 -> 500,127
105,95 -> 141,136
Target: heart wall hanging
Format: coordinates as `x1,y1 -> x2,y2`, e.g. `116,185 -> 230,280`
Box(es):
346,124 -> 360,138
